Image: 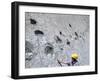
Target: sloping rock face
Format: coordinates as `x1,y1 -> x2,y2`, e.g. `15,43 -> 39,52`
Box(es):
25,12 -> 89,68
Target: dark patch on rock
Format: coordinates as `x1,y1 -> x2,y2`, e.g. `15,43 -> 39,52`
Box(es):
59,31 -> 65,36
75,37 -> 78,40
80,35 -> 85,41
60,48 -> 63,50
55,36 -> 62,43
59,31 -> 62,35
25,41 -> 34,61
25,55 -> 33,61
34,30 -> 44,35
46,43 -> 53,46
25,47 -> 32,53
67,41 -> 70,45
75,32 -> 78,37
45,46 -> 54,54
45,43 -> 54,54
30,18 -> 37,24
69,24 -> 72,28
74,32 -> 79,40
66,39 -> 70,45
25,41 -> 33,53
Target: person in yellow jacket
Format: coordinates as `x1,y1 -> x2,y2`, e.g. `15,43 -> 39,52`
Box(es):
71,53 -> 79,66
57,52 -> 79,66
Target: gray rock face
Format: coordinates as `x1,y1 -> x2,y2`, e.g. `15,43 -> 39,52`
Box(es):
25,12 -> 89,68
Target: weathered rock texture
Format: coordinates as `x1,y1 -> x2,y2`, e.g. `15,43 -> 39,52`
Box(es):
25,12 -> 89,68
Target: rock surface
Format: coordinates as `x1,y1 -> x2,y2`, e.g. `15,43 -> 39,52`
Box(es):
25,12 -> 89,68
